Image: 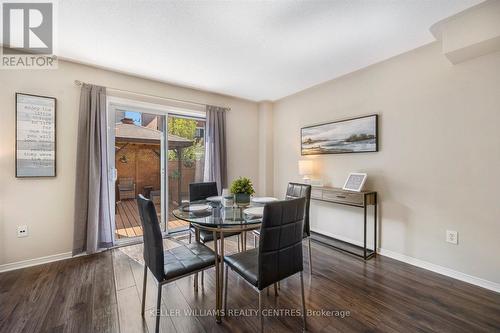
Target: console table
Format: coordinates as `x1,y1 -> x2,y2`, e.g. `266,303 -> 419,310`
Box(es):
310,186 -> 377,260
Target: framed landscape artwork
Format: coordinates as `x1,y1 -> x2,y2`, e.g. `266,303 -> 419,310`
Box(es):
301,114 -> 378,155
16,93 -> 57,177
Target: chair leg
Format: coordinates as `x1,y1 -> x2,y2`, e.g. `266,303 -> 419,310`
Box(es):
189,229 -> 192,243
201,270 -> 204,287
194,273 -> 198,292
300,271 -> 307,331
253,234 -> 257,248
277,281 -> 280,290
308,237 -> 313,275
259,290 -> 264,333
274,283 -> 278,297
156,283 -> 162,333
141,265 -> 147,316
237,235 -> 241,252
224,265 -> 229,315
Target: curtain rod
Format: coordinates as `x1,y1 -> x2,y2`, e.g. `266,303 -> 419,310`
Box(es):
74,80 -> 231,111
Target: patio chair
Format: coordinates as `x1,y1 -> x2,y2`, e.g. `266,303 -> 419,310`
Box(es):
118,177 -> 136,200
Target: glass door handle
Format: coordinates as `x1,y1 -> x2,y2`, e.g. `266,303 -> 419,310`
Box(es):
111,168 -> 118,181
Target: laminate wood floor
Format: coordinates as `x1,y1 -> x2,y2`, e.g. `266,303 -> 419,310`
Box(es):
1,234 -> 499,333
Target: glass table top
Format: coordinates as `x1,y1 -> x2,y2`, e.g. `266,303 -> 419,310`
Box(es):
171,200 -> 262,228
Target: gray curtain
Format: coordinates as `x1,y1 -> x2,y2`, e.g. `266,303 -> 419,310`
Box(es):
203,105 -> 228,193
73,84 -> 113,255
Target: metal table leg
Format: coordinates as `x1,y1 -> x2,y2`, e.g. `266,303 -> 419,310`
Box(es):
219,230 -> 225,321
213,230 -> 220,323
194,228 -> 200,290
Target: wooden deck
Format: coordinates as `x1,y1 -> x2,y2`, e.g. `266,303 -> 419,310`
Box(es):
115,199 -> 188,239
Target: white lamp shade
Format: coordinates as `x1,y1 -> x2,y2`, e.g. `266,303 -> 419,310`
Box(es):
298,160 -> 313,176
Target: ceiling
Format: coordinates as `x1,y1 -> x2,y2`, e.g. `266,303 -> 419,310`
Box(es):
58,0 -> 483,101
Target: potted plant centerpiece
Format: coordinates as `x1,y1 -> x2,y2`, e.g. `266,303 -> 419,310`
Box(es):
230,177 -> 255,206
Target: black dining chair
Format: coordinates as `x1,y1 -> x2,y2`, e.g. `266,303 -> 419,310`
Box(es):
188,182 -> 242,250
253,183 -> 313,275
224,197 -> 308,332
137,195 -> 216,333
187,182 -> 242,287
189,181 -> 219,202
187,182 -> 218,244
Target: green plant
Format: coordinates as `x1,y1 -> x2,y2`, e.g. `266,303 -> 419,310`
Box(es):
167,117 -> 205,163
230,177 -> 255,195
168,117 -> 197,140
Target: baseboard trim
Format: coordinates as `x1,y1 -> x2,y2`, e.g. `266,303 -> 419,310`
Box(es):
378,248 -> 500,294
311,229 -> 500,294
0,252 -> 73,273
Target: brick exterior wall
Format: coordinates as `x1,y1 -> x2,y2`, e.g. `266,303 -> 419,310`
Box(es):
115,142 -> 202,204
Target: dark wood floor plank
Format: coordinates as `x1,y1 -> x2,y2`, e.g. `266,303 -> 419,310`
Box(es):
38,259 -> 84,332
0,265 -> 45,331
21,263 -> 65,333
92,251 -> 120,333
160,281 -> 208,333
62,255 -> 96,333
126,251 -> 178,333
113,249 -> 136,291
0,264 -> 50,333
115,250 -> 178,333
129,254 -> 159,312
116,286 -> 149,333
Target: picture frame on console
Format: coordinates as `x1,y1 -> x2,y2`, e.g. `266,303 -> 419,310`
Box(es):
343,172 -> 368,192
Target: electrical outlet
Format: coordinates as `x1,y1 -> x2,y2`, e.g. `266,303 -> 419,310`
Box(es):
446,230 -> 458,245
17,225 -> 28,238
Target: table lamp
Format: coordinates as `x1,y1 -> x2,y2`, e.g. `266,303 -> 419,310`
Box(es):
298,160 -> 313,183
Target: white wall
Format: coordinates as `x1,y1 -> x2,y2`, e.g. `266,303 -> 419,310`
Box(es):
257,102 -> 274,196
273,42 -> 500,284
0,59 -> 259,265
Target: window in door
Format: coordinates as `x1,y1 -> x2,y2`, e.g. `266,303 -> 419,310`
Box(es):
113,110 -> 166,241
167,115 -> 206,233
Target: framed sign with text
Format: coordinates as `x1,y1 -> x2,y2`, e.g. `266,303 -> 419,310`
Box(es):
16,93 -> 56,177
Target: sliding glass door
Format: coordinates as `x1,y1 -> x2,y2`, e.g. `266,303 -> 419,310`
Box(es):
107,98 -> 206,242
111,108 -> 167,242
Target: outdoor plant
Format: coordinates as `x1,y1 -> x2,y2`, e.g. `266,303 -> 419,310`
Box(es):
230,177 -> 255,195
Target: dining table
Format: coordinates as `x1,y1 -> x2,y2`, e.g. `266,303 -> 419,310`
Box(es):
172,200 -> 263,323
